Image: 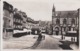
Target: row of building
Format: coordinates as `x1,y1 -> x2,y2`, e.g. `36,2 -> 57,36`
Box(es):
3,1 -> 39,39
3,1 -> 80,40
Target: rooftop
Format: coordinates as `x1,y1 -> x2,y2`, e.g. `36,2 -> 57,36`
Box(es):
55,10 -> 78,18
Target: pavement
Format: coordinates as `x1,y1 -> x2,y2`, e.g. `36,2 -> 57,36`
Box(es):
31,34 -> 62,49
3,35 -> 38,49
29,34 -> 78,50
52,35 -> 77,41
3,34 -> 79,50
51,35 -> 78,50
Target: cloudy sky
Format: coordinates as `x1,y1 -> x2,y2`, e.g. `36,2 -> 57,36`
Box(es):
3,0 -> 80,21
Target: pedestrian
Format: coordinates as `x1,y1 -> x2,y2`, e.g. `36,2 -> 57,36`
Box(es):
38,29 -> 42,41
63,31 -> 66,39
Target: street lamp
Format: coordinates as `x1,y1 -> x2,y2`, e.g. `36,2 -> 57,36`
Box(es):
60,24 -> 63,40
63,24 -> 66,39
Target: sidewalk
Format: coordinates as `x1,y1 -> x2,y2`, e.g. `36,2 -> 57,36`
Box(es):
3,35 -> 38,49
52,35 -> 78,50
52,35 -> 77,41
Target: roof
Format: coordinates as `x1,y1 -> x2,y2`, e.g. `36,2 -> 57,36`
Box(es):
39,21 -> 50,27
3,1 -> 13,12
27,17 -> 39,24
55,10 -> 78,18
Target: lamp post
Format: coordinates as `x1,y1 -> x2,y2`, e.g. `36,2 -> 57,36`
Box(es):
77,8 -> 80,46
61,25 -> 63,40
63,24 -> 67,39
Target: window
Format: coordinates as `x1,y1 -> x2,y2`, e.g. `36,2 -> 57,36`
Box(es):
71,18 -> 75,24
15,19 -> 17,22
18,19 -> 19,22
63,26 -> 66,31
10,13 -> 13,17
63,18 -> 67,24
68,26 -> 71,31
56,18 -> 60,24
13,24 -> 15,28
16,19 -> 18,22
19,19 -> 20,23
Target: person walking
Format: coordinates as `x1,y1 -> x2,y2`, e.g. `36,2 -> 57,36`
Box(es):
37,29 -> 42,41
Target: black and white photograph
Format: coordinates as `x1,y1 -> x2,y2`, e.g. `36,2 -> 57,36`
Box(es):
2,0 -> 80,50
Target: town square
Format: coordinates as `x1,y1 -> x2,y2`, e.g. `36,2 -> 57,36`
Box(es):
2,0 -> 80,50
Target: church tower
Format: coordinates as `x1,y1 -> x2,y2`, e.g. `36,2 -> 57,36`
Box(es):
52,4 -> 56,25
52,4 -> 56,16
52,4 -> 56,34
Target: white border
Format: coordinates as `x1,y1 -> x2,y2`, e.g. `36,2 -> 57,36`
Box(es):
1,0 -> 80,51
1,0 -> 3,51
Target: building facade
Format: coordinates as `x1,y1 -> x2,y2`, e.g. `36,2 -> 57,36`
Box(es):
13,9 -> 23,31
26,17 -> 34,30
38,20 -> 48,33
52,5 -> 79,35
21,12 -> 27,29
26,17 -> 39,34
3,1 -> 13,39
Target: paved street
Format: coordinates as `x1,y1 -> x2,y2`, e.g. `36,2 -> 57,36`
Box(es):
30,34 -> 62,49
30,34 -> 78,50
3,34 -> 78,50
3,35 -> 38,49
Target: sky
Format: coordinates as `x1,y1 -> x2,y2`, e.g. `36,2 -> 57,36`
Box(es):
3,0 -> 80,21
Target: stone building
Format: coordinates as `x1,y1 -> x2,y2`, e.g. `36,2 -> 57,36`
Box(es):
52,5 -> 79,35
26,17 -> 39,34
13,9 -> 23,31
21,12 -> 27,29
38,20 -> 48,33
3,1 -> 13,39
45,21 -> 52,34
26,17 -> 34,30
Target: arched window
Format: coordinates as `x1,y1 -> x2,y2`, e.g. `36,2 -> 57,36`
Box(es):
56,18 -> 60,24
63,18 -> 67,24
71,18 -> 75,24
